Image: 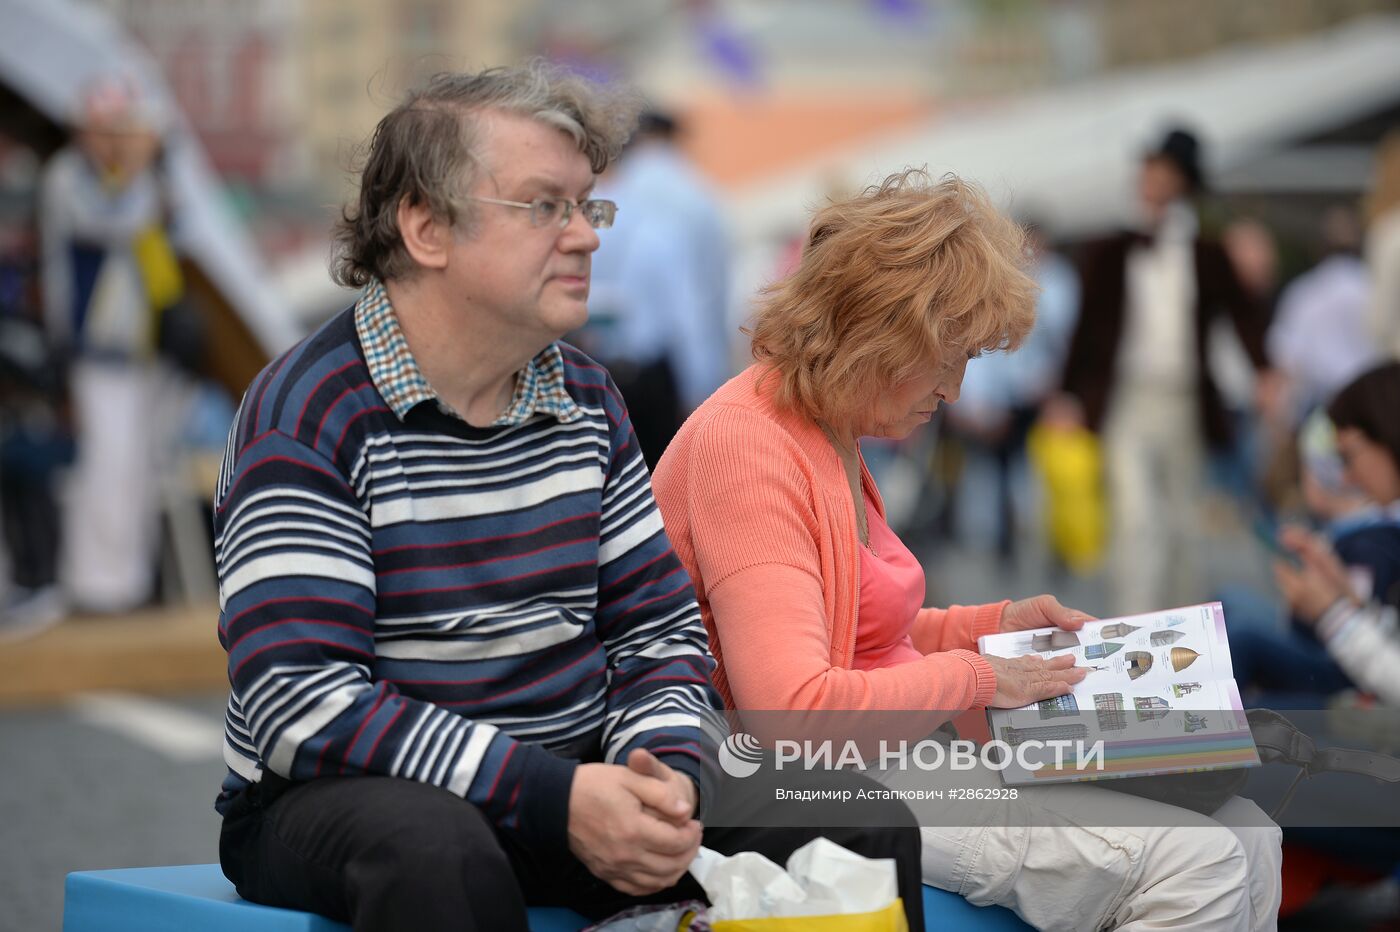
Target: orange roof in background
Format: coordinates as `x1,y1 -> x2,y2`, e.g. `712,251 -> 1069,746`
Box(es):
675,92 -> 934,189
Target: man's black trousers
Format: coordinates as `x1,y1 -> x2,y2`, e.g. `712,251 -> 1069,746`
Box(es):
220,768 -> 926,932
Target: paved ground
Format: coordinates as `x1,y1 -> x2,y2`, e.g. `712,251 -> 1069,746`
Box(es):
0,693 -> 226,931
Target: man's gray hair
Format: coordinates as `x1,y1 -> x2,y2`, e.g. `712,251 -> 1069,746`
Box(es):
331,60 -> 642,287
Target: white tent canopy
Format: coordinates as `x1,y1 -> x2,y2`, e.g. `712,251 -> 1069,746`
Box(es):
0,0 -> 300,359
728,13 -> 1400,251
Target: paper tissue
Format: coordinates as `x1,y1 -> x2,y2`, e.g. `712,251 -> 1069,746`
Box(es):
687,837 -> 907,931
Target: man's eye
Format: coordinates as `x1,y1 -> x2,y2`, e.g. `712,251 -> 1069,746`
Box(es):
535,199 -> 562,218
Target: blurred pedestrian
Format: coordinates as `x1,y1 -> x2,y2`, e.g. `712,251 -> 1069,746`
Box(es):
1056,127 -> 1280,615
1267,205 -> 1379,423
0,309 -> 72,639
586,109 -> 732,467
1366,130 -> 1400,359
1214,218 -> 1282,500
944,219 -> 1079,561
1222,218 -> 1281,312
1239,363 -> 1400,706
1226,406 -> 1399,702
38,75 -> 180,613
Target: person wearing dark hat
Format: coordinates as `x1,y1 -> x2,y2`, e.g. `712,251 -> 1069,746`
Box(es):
1050,127 -> 1281,617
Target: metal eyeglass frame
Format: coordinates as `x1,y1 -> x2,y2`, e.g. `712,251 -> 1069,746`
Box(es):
467,195 -> 617,229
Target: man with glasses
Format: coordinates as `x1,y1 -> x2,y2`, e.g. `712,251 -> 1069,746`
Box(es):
211,63 -> 922,932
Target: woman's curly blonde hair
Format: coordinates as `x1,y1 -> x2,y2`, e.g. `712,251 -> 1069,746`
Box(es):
748,169 -> 1039,428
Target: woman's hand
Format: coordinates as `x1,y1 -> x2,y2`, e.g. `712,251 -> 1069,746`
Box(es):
1000,594 -> 1095,633
982,653 -> 1087,708
1275,525 -> 1360,625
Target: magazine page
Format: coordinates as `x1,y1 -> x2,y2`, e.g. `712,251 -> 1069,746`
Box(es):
977,602 -> 1259,785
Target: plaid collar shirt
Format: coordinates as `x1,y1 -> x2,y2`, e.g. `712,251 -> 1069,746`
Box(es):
354,278 -> 584,427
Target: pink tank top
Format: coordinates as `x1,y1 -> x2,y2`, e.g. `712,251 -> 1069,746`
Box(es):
853,498 -> 926,671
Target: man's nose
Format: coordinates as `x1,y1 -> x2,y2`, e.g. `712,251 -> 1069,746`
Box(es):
560,207 -> 601,253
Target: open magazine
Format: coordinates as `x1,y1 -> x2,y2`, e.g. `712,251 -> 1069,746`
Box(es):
977,601 -> 1261,785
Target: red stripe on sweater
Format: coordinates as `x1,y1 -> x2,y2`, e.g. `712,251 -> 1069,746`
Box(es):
231,636 -> 374,681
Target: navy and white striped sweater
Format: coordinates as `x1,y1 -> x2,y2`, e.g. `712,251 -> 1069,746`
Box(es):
214,307 -> 722,846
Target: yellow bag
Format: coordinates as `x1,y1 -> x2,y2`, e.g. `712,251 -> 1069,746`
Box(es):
132,223 -> 184,311
711,897 -> 907,931
1027,422 -> 1107,574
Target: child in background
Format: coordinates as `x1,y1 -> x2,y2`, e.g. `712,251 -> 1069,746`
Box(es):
1238,362 -> 1400,705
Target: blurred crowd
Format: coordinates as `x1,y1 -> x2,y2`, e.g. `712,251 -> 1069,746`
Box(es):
3,73 -> 1400,727
0,39 -> 1399,928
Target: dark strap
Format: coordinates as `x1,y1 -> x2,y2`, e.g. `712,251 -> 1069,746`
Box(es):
1249,712 -> 1316,767
1248,709 -> 1400,781
1247,709 -> 1400,820
1310,748 -> 1400,782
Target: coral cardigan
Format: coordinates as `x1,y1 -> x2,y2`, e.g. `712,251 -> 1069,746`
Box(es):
652,365 -> 1003,713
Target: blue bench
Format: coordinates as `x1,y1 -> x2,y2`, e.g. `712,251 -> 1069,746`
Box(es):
63,864 -> 1030,931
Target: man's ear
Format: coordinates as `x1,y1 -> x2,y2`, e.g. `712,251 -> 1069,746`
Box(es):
397,196 -> 450,271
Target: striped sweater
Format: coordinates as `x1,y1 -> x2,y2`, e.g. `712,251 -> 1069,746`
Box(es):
214,293 -> 722,847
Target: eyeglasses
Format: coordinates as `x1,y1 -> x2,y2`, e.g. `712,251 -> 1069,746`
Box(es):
467,195 -> 617,230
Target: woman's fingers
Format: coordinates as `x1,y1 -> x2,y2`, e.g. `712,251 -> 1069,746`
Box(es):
1026,668 -> 1082,702
985,653 -> 1086,707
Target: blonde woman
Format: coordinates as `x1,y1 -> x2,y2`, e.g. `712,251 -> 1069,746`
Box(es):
653,170 -> 1281,931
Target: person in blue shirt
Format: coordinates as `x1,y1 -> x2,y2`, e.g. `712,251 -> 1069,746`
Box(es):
584,110 -> 732,467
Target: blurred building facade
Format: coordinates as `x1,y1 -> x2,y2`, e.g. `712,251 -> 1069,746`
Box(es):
299,0 -> 521,197
87,0 -> 1400,199
87,0 -> 304,186
84,0 -> 524,197
64,0 -> 1400,319
1097,0 -> 1398,67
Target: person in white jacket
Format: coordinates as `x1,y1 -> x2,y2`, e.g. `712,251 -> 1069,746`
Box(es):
1275,362 -> 1400,703
38,76 -> 173,614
